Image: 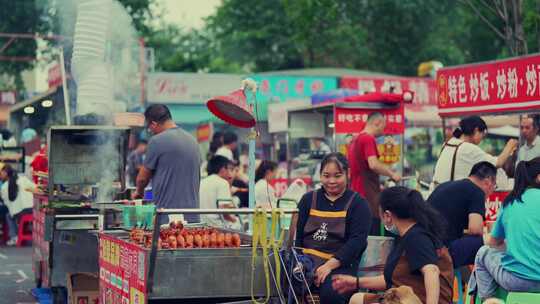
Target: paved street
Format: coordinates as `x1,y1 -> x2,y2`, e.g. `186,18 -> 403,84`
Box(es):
0,246 -> 37,304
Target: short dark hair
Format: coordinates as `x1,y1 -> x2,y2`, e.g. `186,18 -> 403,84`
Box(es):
139,139 -> 148,145
223,132 -> 238,145
207,155 -> 232,175
469,161 -> 497,179
144,104 -> 172,124
367,112 -> 384,123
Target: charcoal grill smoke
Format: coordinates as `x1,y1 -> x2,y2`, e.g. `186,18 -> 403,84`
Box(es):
53,0 -> 141,202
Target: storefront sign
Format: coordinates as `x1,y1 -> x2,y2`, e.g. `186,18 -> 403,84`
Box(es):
147,73 -> 243,104
437,54 -> 540,116
48,63 -> 62,89
340,76 -> 436,106
252,75 -> 337,104
334,107 -> 404,135
0,91 -> 16,105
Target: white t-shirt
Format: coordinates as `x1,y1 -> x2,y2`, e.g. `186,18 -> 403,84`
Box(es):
433,137 -> 497,184
1,175 -> 35,216
216,147 -> 234,161
199,174 -> 232,226
255,179 -> 276,208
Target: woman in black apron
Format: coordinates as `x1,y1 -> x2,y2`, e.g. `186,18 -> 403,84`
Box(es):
292,153 -> 372,304
332,187 -> 454,304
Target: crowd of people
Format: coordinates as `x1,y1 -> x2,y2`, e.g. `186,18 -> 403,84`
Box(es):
132,104 -> 540,304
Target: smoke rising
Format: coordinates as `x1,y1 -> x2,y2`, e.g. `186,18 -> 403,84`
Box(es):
55,0 -> 142,120
52,0 -> 139,202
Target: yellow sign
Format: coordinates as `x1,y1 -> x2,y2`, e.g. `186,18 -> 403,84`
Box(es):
377,136 -> 400,164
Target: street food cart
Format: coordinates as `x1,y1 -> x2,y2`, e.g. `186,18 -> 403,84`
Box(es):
98,208 -> 294,304
286,91 -> 413,187
436,53 -> 540,220
32,126 -> 130,301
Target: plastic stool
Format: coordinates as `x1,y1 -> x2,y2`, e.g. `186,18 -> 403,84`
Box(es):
507,292 -> 540,304
455,269 -> 464,304
16,214 -> 33,247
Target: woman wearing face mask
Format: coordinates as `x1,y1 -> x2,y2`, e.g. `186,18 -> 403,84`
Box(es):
332,186 -> 453,304
432,115 -> 517,187
292,153 -> 371,304
468,157 -> 540,303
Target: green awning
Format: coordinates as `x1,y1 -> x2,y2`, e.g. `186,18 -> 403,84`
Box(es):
167,104 -> 214,124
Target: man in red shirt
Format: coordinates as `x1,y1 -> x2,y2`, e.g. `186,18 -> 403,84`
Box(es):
348,112 -> 401,235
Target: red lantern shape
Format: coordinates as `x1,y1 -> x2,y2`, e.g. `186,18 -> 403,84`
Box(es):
206,89 -> 256,128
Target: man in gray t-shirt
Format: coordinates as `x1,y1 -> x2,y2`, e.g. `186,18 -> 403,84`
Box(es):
133,104 -> 201,223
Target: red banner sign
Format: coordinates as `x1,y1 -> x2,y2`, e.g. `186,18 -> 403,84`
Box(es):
437,54 -> 540,116
334,107 -> 405,135
340,76 -> 437,106
48,63 -> 62,89
486,191 -> 508,222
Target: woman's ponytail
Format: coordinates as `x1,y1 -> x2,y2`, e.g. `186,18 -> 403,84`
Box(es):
452,128 -> 463,138
3,165 -> 18,202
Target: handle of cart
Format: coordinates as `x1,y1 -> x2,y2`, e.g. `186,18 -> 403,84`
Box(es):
146,208 -> 298,294
54,213 -> 105,231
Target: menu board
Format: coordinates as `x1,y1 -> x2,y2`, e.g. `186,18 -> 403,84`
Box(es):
99,234 -> 147,304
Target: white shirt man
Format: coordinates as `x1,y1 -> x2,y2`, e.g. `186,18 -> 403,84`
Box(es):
200,174 -> 233,227
199,155 -> 240,229
517,116 -> 540,163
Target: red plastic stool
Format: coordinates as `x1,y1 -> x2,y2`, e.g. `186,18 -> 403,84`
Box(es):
0,219 -> 8,244
16,214 -> 33,247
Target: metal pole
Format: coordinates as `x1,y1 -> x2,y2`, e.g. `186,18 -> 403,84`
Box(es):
249,130 -> 256,208
59,46 -> 71,125
155,208 -> 298,215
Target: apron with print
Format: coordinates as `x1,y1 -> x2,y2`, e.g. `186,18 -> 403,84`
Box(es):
302,190 -> 355,269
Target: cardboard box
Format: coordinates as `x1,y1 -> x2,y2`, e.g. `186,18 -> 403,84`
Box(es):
67,273 -> 99,304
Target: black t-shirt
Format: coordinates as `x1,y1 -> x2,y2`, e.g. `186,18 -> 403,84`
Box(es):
428,179 -> 485,244
383,224 -> 440,289
232,179 -> 249,208
294,189 -> 372,267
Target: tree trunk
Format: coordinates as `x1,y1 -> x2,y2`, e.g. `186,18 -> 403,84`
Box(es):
511,0 -> 528,55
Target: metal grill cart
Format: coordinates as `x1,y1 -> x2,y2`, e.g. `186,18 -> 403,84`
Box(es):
286,91 -> 413,188
98,208 -> 298,304
32,126 -> 130,301
436,53 -> 540,221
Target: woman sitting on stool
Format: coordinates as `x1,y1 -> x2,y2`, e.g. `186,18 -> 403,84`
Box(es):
468,157 -> 540,303
292,152 -> 372,304
0,164 -> 35,246
332,186 -> 454,304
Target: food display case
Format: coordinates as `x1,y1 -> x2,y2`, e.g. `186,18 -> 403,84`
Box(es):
33,126 -> 130,301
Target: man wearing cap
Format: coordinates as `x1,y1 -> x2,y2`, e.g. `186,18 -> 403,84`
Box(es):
133,104 -> 201,223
